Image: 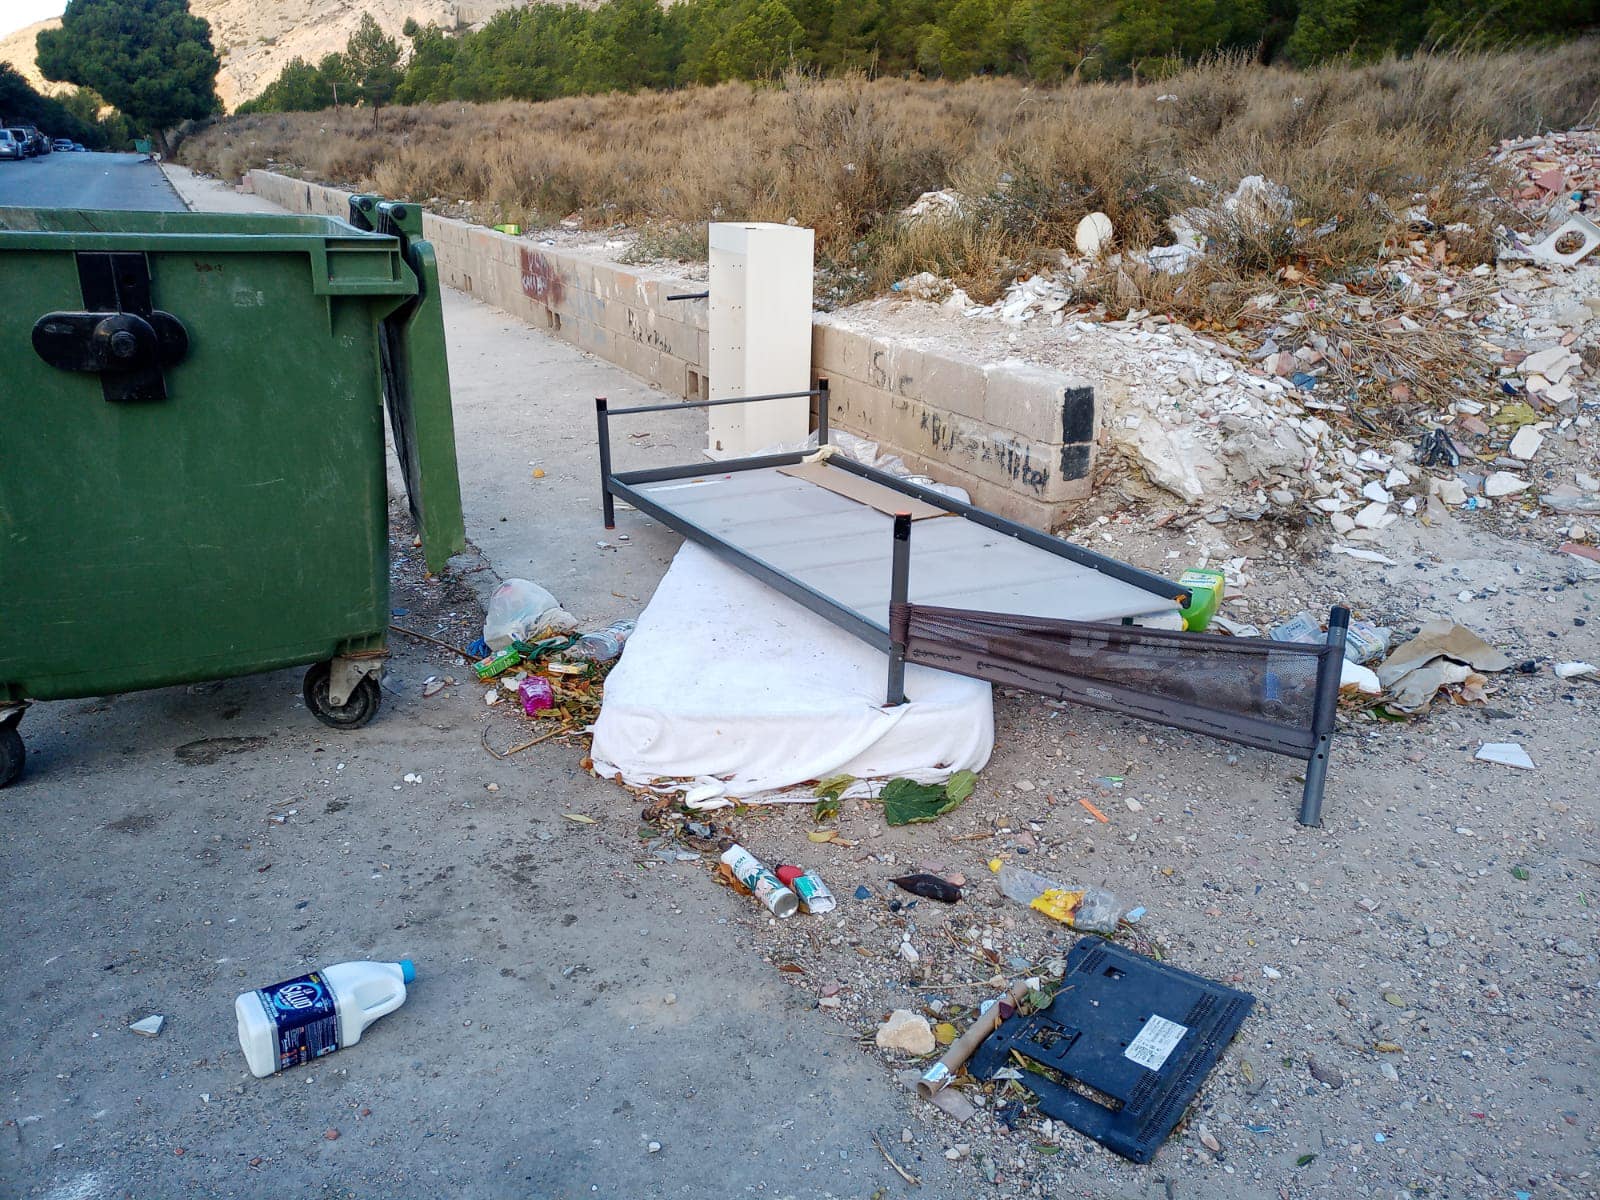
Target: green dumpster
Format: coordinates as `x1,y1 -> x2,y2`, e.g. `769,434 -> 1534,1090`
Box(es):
0,198 -> 466,786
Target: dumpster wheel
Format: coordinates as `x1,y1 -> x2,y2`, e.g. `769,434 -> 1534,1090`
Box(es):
303,662 -> 382,730
0,724 -> 23,788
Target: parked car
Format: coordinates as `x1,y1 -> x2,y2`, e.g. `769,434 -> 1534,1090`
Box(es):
5,128 -> 33,158
12,126 -> 44,155
71,142 -> 86,152
0,130 -> 22,160
51,138 -> 71,152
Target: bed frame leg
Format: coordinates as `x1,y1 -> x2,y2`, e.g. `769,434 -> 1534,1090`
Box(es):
1298,604 -> 1349,828
595,396 -> 615,530
886,512 -> 911,706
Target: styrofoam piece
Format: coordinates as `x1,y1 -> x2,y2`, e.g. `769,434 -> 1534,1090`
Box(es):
590,542 -> 994,798
707,221 -> 815,457
1474,742 -> 1535,770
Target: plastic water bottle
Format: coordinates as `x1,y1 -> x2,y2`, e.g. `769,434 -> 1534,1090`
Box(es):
559,620 -> 636,666
236,959 -> 415,1078
995,865 -> 1123,933
996,864 -> 1062,904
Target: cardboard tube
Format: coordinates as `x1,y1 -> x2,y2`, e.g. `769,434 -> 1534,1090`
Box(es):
917,977 -> 1037,1099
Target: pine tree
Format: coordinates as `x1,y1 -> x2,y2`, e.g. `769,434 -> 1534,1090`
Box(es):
36,0 -> 220,145
345,13 -> 402,120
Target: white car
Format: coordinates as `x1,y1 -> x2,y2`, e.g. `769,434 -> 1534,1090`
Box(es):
0,130 -> 23,160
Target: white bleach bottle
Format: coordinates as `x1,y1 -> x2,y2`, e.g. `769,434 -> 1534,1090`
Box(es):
236,959 -> 415,1078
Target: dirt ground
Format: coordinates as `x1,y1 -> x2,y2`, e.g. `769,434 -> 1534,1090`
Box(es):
687,502 -> 1600,1199
2,166 -> 1595,1200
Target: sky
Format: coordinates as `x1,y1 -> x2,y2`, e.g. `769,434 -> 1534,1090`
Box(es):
0,0 -> 67,38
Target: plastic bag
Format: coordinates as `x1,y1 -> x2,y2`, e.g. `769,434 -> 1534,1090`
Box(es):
483,579 -> 577,651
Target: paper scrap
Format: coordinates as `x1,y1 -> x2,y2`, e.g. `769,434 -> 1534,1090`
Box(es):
1475,742 -> 1535,771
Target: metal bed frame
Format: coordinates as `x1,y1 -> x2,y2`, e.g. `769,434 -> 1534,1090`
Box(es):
596,383 -> 1349,825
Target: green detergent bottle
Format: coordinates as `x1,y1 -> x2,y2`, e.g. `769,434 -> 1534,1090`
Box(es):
1178,567 -> 1226,632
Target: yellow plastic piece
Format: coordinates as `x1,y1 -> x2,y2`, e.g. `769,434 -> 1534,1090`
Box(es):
1029,888 -> 1086,925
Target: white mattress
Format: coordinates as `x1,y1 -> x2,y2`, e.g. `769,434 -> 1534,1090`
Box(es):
590,541 -> 993,800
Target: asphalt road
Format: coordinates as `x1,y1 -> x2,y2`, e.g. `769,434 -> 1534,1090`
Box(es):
0,150 -> 186,211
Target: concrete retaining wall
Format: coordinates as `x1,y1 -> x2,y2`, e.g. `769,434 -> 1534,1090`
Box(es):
248,169 -> 1096,528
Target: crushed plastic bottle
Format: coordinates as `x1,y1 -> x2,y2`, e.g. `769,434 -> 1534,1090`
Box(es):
995,864 -> 1124,933
557,620 -> 636,666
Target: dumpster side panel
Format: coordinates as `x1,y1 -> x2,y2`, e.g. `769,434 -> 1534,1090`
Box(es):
0,247 -> 392,701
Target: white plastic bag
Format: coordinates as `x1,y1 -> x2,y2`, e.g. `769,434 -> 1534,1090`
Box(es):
483,579 -> 577,650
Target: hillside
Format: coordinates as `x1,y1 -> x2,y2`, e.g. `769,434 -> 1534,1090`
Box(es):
0,19 -> 61,95
0,0 -> 528,111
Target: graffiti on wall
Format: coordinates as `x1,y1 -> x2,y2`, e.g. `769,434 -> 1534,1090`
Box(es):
519,247 -> 565,307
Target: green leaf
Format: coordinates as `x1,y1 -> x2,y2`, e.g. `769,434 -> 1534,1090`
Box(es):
1510,865 -> 1530,881
814,773 -> 855,801
944,769 -> 977,805
880,777 -> 960,826
812,774 -> 852,822
1295,1153 -> 1317,1167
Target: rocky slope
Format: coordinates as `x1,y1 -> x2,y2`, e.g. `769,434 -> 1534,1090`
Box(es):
0,0 -> 527,111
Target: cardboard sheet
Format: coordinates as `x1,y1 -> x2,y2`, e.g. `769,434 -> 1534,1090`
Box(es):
777,460 -> 949,520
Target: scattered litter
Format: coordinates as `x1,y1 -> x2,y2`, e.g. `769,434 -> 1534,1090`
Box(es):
518,676 -> 554,715
482,578 -> 576,651
775,864 -> 836,913
890,873 -> 963,904
1376,622 -> 1511,712
556,620 -> 635,668
996,864 -> 1126,934
1077,798 -> 1110,823
1329,546 -> 1399,566
1554,661 -> 1597,679
1474,742 -> 1535,771
720,844 -> 799,918
129,1014 -> 165,1038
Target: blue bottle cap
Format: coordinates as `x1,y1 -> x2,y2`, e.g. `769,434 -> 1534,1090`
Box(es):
399,959 -> 416,983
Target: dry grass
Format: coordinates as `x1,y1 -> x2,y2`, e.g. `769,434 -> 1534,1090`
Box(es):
182,42 -> 1599,314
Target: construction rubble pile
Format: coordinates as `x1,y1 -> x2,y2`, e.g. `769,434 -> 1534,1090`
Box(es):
884,131 -> 1599,538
